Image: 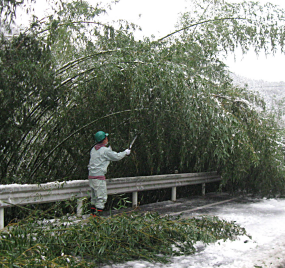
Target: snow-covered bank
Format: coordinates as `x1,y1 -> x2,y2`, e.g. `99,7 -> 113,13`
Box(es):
104,198 -> 285,268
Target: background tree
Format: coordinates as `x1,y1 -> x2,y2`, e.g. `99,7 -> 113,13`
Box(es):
1,0 -> 285,195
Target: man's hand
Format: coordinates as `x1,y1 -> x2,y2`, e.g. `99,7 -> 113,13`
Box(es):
125,149 -> 131,155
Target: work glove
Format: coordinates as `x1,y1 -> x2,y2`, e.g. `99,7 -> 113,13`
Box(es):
125,149 -> 131,155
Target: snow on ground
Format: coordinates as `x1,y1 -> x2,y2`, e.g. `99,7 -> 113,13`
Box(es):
103,198 -> 285,268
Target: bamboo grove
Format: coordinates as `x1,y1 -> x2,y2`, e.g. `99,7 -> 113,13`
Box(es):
1,0 -> 285,195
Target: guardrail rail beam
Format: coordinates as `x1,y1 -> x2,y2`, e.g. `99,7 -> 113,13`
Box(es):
0,172 -> 221,228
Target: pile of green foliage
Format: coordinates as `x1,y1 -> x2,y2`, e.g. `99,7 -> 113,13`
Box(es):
1,0 -> 285,195
0,212 -> 249,267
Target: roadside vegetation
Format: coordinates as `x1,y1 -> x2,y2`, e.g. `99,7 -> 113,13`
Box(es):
0,210 -> 250,267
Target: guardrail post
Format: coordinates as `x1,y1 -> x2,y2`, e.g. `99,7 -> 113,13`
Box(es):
202,183 -> 206,196
171,187 -> 177,201
0,208 -> 4,229
132,191 -> 138,207
77,199 -> 83,217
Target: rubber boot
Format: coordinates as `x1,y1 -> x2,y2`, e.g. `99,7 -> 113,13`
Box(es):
94,208 -> 103,217
91,206 -> 103,218
91,206 -> 96,216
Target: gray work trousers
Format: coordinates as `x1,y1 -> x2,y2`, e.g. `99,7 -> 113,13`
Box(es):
89,179 -> 107,210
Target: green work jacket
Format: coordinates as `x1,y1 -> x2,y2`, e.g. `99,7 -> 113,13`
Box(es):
88,146 -> 127,177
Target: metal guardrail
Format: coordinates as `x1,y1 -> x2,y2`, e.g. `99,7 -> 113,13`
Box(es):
0,172 -> 221,229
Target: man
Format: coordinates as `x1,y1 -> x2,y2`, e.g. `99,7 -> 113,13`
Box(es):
88,131 -> 131,217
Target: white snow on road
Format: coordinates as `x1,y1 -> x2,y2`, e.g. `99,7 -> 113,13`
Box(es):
104,198 -> 285,268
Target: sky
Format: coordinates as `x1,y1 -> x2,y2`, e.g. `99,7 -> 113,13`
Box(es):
18,0 -> 285,82
102,0 -> 285,82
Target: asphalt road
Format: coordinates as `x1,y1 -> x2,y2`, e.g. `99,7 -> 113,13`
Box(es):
117,192 -> 243,216
106,193 -> 285,268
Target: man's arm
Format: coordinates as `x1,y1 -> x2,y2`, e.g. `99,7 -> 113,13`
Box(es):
104,147 -> 130,161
